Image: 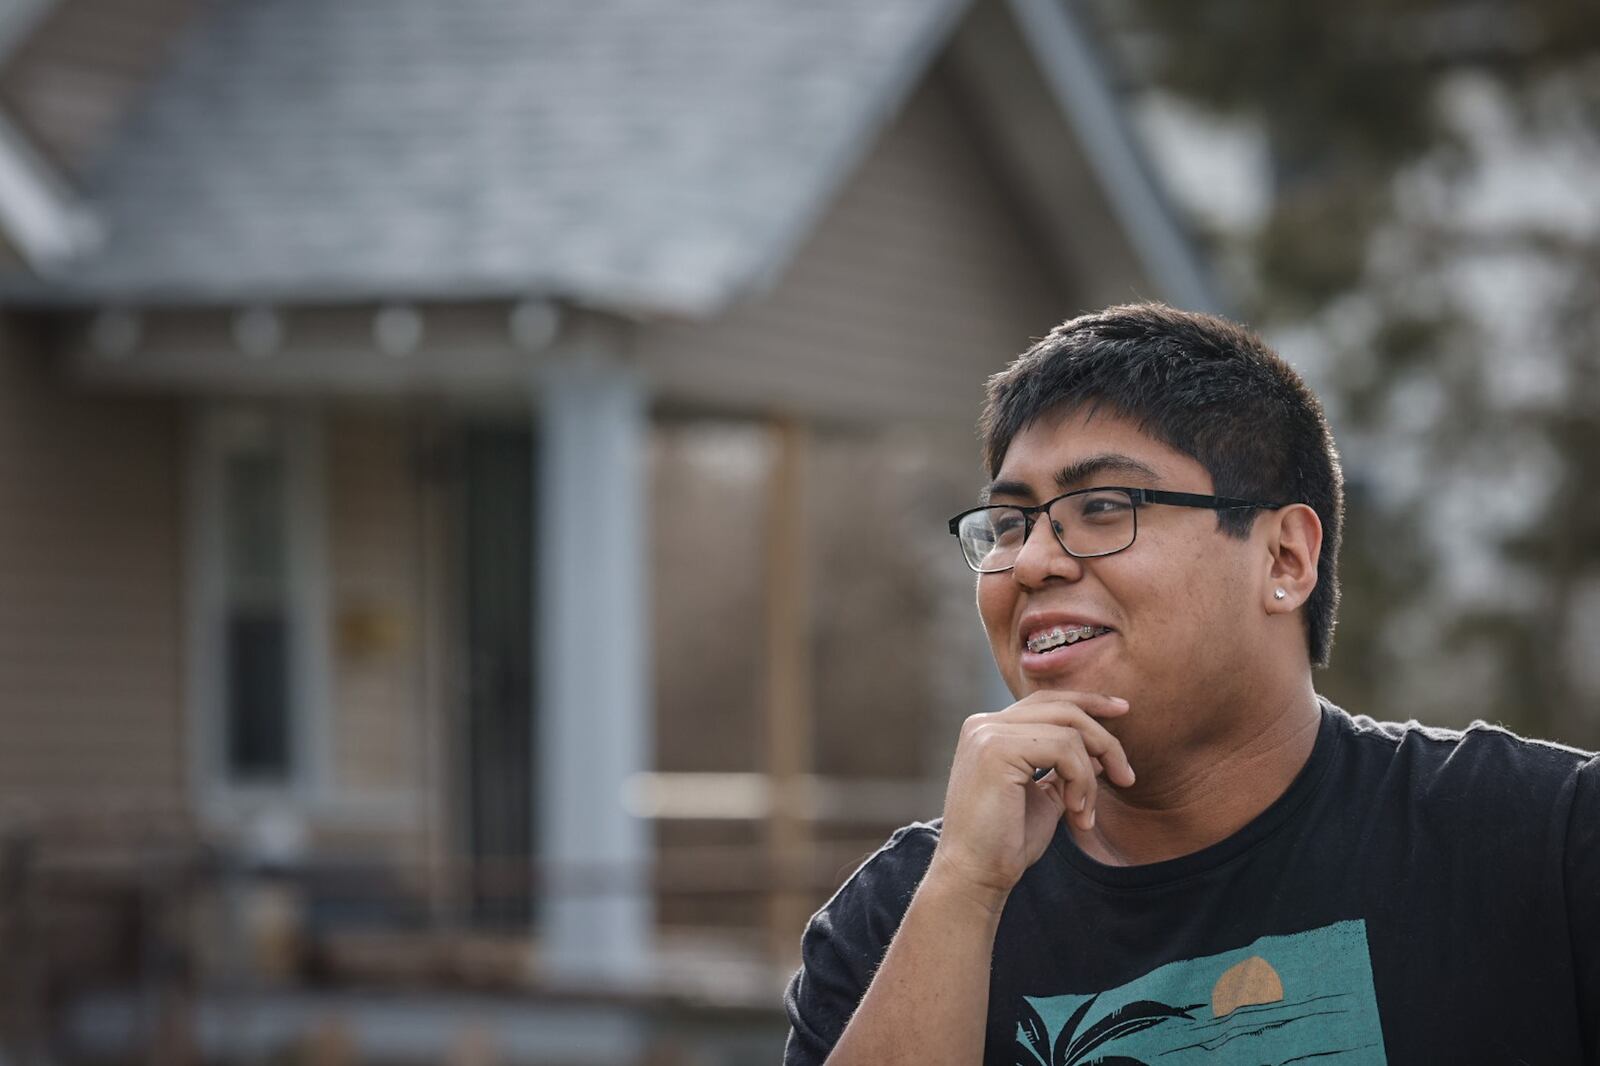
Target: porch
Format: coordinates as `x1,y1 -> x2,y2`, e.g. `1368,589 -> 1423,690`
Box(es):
0,299 -> 992,1063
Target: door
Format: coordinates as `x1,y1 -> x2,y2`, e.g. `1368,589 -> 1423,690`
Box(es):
461,424 -> 536,926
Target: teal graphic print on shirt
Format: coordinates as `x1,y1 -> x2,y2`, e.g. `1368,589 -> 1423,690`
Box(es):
1014,919 -> 1386,1064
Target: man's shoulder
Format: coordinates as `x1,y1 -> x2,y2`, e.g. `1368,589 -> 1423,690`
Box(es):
1333,703 -> 1594,762
832,819 -> 942,899
801,820 -> 942,947
1328,702 -> 1597,803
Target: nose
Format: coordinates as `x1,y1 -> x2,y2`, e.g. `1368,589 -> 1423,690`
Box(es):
1010,510 -> 1084,587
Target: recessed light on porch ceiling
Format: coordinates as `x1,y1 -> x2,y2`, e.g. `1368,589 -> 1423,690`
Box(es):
88,308 -> 140,360
374,304 -> 423,357
233,306 -> 283,358
509,299 -> 561,352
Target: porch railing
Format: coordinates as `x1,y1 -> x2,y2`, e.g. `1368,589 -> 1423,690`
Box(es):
0,772 -> 937,1064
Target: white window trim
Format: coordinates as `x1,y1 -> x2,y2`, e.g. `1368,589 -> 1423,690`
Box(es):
186,403 -> 331,828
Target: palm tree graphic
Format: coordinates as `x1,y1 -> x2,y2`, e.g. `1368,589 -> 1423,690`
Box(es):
1015,993 -> 1203,1066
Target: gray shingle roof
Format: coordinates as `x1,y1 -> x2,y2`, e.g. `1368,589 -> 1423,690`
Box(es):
17,0 -> 967,314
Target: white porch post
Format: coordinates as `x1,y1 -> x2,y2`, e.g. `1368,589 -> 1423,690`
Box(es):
534,356 -> 652,984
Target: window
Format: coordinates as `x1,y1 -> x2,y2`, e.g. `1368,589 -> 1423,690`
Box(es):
221,440 -> 291,780
190,407 -> 327,810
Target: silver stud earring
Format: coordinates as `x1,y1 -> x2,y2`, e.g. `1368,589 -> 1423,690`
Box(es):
1273,588 -> 1287,601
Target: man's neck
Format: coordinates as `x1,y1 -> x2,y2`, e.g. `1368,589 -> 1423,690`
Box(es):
1071,683 -> 1323,867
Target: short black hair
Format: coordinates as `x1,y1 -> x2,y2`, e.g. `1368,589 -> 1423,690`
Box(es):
979,303 -> 1344,667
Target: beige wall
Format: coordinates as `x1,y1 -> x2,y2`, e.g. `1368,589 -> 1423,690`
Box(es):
327,410 -> 423,793
0,321 -> 185,818
322,407 -> 441,859
640,66 -> 1069,423
0,362 -> 447,850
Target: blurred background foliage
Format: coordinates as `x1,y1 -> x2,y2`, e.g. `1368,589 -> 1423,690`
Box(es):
1092,0 -> 1600,745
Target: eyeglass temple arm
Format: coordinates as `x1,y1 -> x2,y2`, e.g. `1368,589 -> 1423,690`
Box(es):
1134,489 -> 1286,510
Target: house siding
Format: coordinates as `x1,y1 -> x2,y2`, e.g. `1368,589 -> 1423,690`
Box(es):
324,410 -> 433,831
0,321 -> 185,816
638,66 -> 1070,423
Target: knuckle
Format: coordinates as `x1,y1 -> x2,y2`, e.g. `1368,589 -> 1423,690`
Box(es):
969,723 -> 1000,752
1080,729 -> 1113,754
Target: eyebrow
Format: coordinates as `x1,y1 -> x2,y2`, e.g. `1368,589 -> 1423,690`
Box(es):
982,453 -> 1163,503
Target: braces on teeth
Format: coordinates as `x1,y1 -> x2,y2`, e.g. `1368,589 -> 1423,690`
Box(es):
1026,625 -> 1109,653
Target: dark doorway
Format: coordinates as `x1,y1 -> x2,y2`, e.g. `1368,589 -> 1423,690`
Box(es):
461,424 -> 536,927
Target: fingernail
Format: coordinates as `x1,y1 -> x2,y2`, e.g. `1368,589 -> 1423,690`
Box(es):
1075,795 -> 1087,812
1110,696 -> 1129,707
1086,808 -> 1096,828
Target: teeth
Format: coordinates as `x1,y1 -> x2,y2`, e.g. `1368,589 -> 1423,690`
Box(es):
1026,625 -> 1106,654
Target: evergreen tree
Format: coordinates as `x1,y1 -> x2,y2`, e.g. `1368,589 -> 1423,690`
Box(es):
1095,0 -> 1600,742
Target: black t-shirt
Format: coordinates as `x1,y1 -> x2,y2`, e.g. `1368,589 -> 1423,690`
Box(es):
784,704 -> 1600,1064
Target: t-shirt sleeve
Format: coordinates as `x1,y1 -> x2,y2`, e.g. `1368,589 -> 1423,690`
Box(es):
783,825 -> 938,1066
1567,753 -> 1600,1064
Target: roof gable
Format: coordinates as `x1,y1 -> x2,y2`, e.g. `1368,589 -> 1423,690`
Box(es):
0,0 -> 1215,317
17,0 -> 967,313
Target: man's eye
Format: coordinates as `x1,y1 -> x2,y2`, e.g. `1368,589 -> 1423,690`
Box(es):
1078,494 -> 1133,521
992,515 -> 1026,543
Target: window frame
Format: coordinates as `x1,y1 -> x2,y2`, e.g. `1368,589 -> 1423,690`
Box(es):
186,404 -> 331,823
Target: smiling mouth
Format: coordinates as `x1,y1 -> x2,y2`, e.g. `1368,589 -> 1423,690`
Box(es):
1024,624 -> 1113,654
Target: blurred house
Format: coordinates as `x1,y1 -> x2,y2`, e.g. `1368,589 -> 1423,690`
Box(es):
0,0 -> 1211,1061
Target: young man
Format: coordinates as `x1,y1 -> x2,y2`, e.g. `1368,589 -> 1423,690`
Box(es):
784,304 -> 1600,1064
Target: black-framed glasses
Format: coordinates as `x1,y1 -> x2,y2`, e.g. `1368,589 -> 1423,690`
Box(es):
947,487 -> 1286,574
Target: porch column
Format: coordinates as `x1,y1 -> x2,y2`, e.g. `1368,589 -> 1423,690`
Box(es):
764,418 -> 815,966
534,357 -> 652,984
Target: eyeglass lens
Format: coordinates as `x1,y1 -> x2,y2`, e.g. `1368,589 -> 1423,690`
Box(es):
958,489 -> 1136,571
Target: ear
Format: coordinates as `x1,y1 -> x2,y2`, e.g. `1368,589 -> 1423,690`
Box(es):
1262,504 -> 1322,613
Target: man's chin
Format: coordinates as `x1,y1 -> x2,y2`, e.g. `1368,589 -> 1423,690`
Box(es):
1016,662 -> 1119,695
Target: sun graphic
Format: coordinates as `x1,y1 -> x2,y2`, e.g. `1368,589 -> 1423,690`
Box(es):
1210,955 -> 1285,1019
